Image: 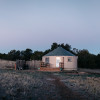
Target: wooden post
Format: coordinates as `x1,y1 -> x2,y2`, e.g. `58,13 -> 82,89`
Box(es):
15,63 -> 16,70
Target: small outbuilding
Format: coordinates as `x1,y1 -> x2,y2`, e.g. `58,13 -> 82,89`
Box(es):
42,47 -> 78,70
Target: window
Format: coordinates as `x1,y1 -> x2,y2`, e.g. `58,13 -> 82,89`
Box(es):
45,57 -> 49,64
68,57 -> 72,62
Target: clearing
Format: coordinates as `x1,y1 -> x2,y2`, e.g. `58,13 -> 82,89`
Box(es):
0,69 -> 100,100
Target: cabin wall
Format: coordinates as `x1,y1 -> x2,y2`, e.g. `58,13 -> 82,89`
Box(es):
42,56 -> 78,70
42,56 -> 56,68
64,56 -> 78,70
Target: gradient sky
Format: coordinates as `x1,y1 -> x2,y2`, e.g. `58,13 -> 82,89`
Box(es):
0,0 -> 100,54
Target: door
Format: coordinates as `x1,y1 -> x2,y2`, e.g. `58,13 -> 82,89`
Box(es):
56,57 -> 61,67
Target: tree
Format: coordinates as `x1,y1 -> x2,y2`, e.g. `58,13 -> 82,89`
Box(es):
0,53 -> 8,60
43,49 -> 51,55
8,50 -> 16,61
73,48 -> 78,55
78,49 -> 96,69
96,54 -> 100,68
63,43 -> 71,51
20,49 -> 33,61
15,50 -> 21,60
7,50 -> 21,61
78,49 -> 90,68
51,42 -> 58,50
32,51 -> 44,60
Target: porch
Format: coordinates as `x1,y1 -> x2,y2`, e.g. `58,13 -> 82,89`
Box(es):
39,62 -> 64,71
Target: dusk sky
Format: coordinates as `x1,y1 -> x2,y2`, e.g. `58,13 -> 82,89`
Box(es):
0,0 -> 100,54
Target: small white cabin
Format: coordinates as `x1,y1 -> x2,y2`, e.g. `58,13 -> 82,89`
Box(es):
42,47 -> 78,70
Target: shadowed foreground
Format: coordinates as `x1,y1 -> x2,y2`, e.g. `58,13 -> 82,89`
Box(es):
0,69 -> 99,100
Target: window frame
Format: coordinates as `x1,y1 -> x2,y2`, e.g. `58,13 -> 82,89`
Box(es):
68,57 -> 72,62
45,57 -> 49,64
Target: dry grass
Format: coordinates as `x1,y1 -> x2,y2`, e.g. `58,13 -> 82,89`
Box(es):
0,69 -> 43,100
0,69 -> 100,100
56,72 -> 100,100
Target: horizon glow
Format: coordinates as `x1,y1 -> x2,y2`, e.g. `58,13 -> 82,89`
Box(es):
0,0 -> 100,54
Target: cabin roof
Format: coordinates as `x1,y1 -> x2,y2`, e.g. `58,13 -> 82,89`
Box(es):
44,47 -> 75,56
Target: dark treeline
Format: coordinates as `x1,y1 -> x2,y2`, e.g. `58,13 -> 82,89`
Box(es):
0,42 -> 100,69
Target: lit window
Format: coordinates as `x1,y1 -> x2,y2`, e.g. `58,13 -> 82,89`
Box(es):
68,58 -> 72,62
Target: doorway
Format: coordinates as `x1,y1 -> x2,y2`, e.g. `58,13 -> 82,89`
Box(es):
56,57 -> 61,67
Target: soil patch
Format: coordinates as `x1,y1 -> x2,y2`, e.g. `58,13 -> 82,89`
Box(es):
48,75 -> 86,100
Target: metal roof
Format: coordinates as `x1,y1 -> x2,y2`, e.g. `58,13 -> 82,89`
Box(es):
44,47 -> 75,56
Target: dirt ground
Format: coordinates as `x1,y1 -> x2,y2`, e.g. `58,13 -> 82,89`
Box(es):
45,75 -> 86,100
32,75 -> 86,100
0,69 -> 100,100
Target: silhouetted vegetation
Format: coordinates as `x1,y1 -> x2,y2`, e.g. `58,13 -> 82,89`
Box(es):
20,49 -> 33,61
31,51 -> 44,60
0,42 -> 100,69
78,49 -> 97,69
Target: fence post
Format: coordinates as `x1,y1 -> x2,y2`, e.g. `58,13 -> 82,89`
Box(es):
15,63 -> 16,70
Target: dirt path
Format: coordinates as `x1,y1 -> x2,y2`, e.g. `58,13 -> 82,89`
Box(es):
46,75 -> 86,100
27,73 -> 87,100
